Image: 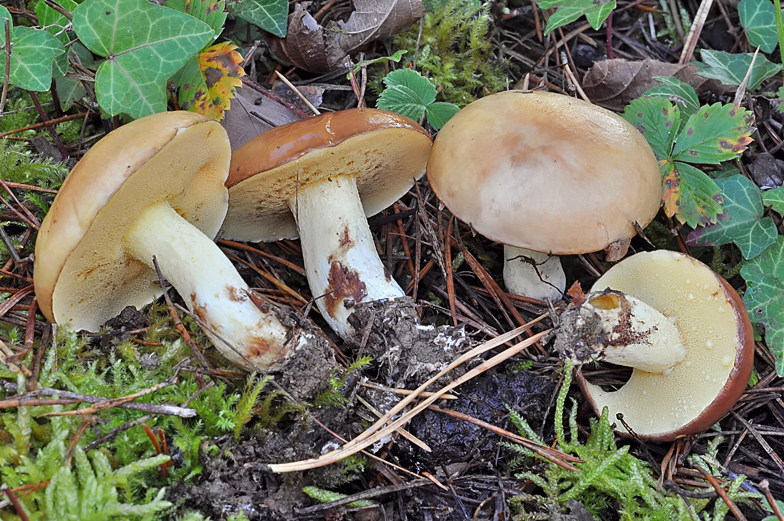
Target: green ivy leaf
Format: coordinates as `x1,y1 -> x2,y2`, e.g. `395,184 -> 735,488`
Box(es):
228,0 -> 288,38
0,6 -> 65,92
671,103 -> 754,165
763,187 -> 784,214
696,50 -> 781,90
641,76 -> 700,121
377,69 -> 459,130
35,0 -> 78,79
168,0 -> 227,37
56,78 -> 86,111
686,174 -> 778,259
662,161 -> 723,227
622,97 -> 679,160
538,0 -> 616,34
73,0 -> 214,119
738,0 -> 779,53
741,236 -> 784,375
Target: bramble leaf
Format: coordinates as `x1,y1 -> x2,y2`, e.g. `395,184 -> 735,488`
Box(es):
73,0 -> 213,119
738,0 -> 779,53
229,0 -> 288,38
741,236 -> 784,375
377,68 -> 458,130
641,76 -> 700,120
168,0 -> 228,37
671,103 -> 754,165
686,174 -> 777,259
538,0 -> 616,34
696,50 -> 781,90
622,97 -> 679,160
174,42 -> 245,120
425,103 -> 461,130
661,161 -> 723,227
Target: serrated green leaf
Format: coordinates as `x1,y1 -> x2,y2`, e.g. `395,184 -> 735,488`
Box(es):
229,0 -> 288,38
168,0 -> 227,37
383,68 -> 437,105
622,97 -> 679,160
696,50 -> 781,90
739,0 -> 779,53
741,236 -> 784,374
763,187 -> 784,214
377,85 -> 427,121
1,26 -> 65,92
542,0 -> 616,34
642,76 -> 700,120
425,102 -> 460,130
671,103 -> 754,165
73,0 -> 213,119
686,174 -> 778,258
662,161 -> 724,227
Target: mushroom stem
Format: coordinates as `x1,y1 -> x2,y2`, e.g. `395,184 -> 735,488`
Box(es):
502,245 -> 566,302
577,291 -> 687,374
289,175 -> 405,341
124,202 -> 295,371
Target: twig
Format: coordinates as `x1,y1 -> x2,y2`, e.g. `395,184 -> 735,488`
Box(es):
1,483 -> 30,521
760,480 -> 784,521
28,92 -> 69,159
678,0 -> 713,65
274,70 -> 320,116
45,379 -> 179,416
0,112 -> 92,139
700,471 -> 747,521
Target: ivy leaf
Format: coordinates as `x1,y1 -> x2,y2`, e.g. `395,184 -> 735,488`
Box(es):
686,174 -> 778,259
696,50 -> 781,91
35,0 -> 78,79
741,236 -> 784,375
168,0 -> 228,37
671,103 -> 754,165
0,7 -> 65,92
763,187 -> 784,214
174,42 -> 245,121
538,0 -> 616,34
377,68 -> 458,130
73,0 -> 213,119
622,96 -> 679,160
641,76 -> 700,120
661,161 -> 723,227
228,0 -> 288,38
738,0 -> 778,53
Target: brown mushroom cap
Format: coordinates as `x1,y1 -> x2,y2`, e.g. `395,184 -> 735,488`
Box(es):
34,112 -> 230,331
426,90 -> 662,254
575,250 -> 754,441
223,108 -> 432,242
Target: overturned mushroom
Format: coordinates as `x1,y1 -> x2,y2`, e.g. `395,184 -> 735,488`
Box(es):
34,112 -> 333,388
223,108 -> 432,343
427,90 -> 661,301
559,250 -> 754,441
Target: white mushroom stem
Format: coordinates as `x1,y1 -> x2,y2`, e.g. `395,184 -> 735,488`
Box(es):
503,245 -> 566,302
289,174 -> 405,340
583,291 -> 687,374
124,202 -> 295,371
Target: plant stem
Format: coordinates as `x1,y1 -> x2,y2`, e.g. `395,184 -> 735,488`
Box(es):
776,0 -> 784,70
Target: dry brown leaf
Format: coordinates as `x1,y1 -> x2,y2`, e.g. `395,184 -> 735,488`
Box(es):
220,85 -> 301,151
269,0 -> 424,73
582,59 -> 732,111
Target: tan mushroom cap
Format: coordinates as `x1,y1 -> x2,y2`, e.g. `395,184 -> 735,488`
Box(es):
223,108 -> 432,242
576,250 -> 754,441
34,112 -> 230,331
426,90 -> 662,254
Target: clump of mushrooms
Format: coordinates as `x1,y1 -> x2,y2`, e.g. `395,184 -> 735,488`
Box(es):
557,250 -> 754,441
34,112 -> 334,393
427,90 -> 662,301
222,108 -> 432,343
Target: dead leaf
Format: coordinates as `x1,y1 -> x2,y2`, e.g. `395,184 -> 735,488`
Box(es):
271,81 -> 325,114
220,85 -> 301,151
566,281 -> 586,306
269,0 -> 424,73
195,42 -> 245,120
582,59 -> 732,111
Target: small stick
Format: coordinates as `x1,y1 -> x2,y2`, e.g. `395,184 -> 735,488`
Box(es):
28,92 -> 69,159
274,70 -> 320,116
1,483 -> 30,521
45,379 -> 178,416
356,394 -> 432,452
359,380 -> 458,400
760,480 -> 784,521
444,217 -> 457,327
0,112 -> 92,139
700,471 -> 747,521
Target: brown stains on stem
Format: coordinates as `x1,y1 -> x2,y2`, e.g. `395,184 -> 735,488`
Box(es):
323,261 -> 367,318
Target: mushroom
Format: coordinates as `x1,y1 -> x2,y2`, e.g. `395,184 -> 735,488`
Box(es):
34,111 -> 323,373
426,90 -> 662,301
564,250 -> 754,441
223,108 -> 432,342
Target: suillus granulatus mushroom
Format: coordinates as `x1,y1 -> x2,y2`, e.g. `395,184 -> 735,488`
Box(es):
557,250 -> 754,441
34,111 -> 333,383
426,90 -> 662,302
223,108 -> 432,343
